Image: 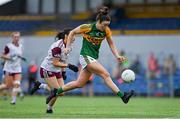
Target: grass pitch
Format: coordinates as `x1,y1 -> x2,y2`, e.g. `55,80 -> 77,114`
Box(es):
0,96 -> 180,118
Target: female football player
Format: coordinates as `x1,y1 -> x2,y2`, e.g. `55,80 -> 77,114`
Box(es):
31,29 -> 78,113
0,32 -> 24,105
47,7 -> 134,104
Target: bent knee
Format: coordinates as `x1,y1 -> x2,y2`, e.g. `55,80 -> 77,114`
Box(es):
100,72 -> 110,79
13,80 -> 21,87
2,84 -> 10,89
75,81 -> 84,88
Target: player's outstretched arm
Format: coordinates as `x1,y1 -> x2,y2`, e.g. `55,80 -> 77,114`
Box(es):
65,26 -> 81,52
52,58 -> 68,68
106,36 -> 126,62
65,24 -> 91,53
52,58 -> 78,72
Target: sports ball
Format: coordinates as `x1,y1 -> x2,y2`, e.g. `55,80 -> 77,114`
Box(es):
121,69 -> 135,83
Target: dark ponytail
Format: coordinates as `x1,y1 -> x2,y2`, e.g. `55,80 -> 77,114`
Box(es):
96,6 -> 111,22
55,28 -> 72,41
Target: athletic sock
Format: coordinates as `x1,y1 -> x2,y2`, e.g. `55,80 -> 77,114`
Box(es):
47,104 -> 52,110
12,96 -> 16,103
117,91 -> 124,97
39,84 -> 47,90
56,87 -> 64,95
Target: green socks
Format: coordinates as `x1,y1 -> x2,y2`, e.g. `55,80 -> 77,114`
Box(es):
117,91 -> 124,97
56,87 -> 64,95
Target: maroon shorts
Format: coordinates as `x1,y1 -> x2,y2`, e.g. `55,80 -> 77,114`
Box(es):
3,71 -> 21,76
40,67 -> 62,79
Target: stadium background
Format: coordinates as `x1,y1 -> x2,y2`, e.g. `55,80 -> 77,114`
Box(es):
0,0 -> 180,118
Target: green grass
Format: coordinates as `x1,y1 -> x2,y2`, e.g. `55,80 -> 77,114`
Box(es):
0,96 -> 180,118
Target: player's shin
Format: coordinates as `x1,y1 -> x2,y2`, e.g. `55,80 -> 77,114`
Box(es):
46,88 -> 58,104
11,87 -> 21,104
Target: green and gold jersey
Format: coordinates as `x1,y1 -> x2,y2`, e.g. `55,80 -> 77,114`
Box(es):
79,23 -> 112,59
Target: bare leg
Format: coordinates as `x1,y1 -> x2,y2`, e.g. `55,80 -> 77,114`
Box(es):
57,62 -> 120,94
44,76 -> 60,99
48,78 -> 64,107
0,83 -> 8,91
0,74 -> 13,91
62,69 -> 92,92
54,62 -> 133,104
44,76 -> 61,112
87,62 -> 120,94
11,74 -> 22,104
86,62 -> 134,104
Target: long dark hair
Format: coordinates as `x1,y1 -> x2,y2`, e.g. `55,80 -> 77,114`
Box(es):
55,28 -> 72,41
96,6 -> 110,23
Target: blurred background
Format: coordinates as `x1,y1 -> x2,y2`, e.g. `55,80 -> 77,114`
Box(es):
0,0 -> 180,98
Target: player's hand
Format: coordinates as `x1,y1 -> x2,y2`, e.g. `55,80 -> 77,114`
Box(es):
21,57 -> 27,62
17,55 -> 27,62
67,64 -> 79,72
117,56 -> 127,63
10,54 -> 18,61
63,47 -> 71,55
62,71 -> 67,80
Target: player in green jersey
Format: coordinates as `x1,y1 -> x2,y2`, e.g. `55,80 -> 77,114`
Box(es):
46,6 -> 134,104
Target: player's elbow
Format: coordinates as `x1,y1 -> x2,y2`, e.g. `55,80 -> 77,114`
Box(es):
109,41 -> 114,48
52,59 -> 61,67
71,28 -> 81,36
52,60 -> 58,67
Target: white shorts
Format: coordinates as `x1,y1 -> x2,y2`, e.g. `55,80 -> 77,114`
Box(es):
79,55 -> 97,69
